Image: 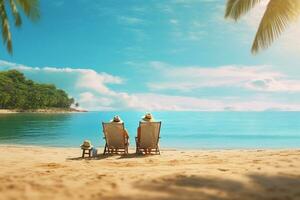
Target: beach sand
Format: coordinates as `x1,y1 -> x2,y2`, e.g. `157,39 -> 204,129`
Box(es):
1,146 -> 300,200
0,109 -> 18,114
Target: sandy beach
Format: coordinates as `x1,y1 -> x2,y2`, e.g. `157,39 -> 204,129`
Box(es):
0,146 -> 299,200
0,109 -> 18,114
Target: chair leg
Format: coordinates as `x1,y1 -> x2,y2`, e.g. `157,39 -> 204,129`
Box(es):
136,146 -> 141,154
125,145 -> 128,154
103,144 -> 107,155
135,141 -> 140,154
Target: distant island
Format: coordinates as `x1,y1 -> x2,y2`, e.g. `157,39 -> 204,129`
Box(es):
0,70 -> 85,113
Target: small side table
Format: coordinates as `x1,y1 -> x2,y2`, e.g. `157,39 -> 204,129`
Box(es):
81,147 -> 93,158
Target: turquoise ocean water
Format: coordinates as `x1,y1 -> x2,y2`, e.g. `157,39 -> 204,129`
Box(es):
0,112 -> 300,149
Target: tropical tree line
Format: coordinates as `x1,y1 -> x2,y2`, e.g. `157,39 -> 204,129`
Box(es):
0,70 -> 75,110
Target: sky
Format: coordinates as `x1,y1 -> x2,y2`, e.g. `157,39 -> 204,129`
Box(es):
1,0 -> 300,111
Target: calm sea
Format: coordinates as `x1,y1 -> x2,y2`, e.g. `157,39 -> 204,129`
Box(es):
0,112 -> 300,149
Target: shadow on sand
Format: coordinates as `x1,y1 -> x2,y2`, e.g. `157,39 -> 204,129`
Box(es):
66,153 -> 156,161
66,154 -> 111,161
104,173 -> 300,200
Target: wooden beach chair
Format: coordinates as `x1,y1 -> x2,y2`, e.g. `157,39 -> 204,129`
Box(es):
135,121 -> 161,154
102,122 -> 129,155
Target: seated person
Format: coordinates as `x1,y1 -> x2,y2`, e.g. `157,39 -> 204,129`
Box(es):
110,115 -> 129,145
137,113 -> 155,154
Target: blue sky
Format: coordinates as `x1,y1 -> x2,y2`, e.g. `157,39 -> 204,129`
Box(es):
1,0 -> 300,111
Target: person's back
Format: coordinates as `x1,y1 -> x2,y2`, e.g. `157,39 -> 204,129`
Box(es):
136,113 -> 161,154
109,115 -> 129,142
103,115 -> 129,154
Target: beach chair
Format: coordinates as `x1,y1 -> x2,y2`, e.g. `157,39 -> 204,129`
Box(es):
102,122 -> 129,155
135,121 -> 161,154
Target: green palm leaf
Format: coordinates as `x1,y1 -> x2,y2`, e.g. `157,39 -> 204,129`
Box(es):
15,0 -> 40,21
225,0 -> 300,54
252,0 -> 300,53
0,0 -> 13,53
225,0 -> 262,20
0,0 -> 40,54
9,0 -> 22,26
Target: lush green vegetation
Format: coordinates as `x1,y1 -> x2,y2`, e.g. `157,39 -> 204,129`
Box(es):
0,70 -> 74,110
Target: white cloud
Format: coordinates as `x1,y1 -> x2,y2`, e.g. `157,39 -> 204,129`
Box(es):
114,93 -> 300,111
127,93 -> 225,111
147,61 -> 300,92
170,19 -> 207,41
0,60 -> 122,96
225,101 -> 300,112
246,78 -> 300,92
0,60 -> 125,110
74,70 -> 121,95
78,92 -> 115,111
1,60 -> 300,111
170,19 -> 179,25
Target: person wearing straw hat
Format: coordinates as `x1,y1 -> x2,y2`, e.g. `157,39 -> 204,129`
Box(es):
142,113 -> 154,122
137,113 -> 155,154
110,115 -> 129,144
110,115 -> 123,123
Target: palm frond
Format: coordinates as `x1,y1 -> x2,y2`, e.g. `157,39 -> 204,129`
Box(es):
251,0 -> 300,53
9,0 -> 22,27
0,0 -> 13,53
15,0 -> 40,21
225,0 -> 262,20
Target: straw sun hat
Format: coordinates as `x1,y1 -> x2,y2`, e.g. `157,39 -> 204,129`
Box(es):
80,140 -> 93,149
110,115 -> 123,123
142,113 -> 154,122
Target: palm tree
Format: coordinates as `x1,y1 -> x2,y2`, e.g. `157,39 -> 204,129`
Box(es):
0,0 -> 39,54
225,0 -> 300,54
